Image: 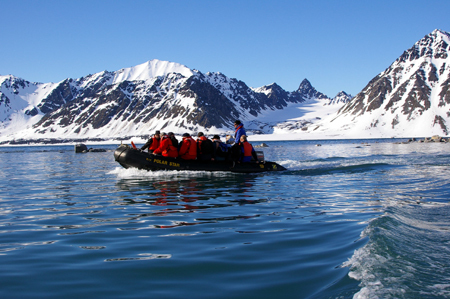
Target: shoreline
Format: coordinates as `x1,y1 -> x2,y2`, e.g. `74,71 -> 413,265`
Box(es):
1,135 -> 447,147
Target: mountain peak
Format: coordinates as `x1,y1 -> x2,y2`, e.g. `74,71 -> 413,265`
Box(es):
328,91 -> 353,105
0,74 -> 26,85
112,59 -> 194,84
298,78 -> 312,91
295,79 -> 328,101
335,91 -> 351,98
431,29 -> 450,38
420,29 -> 450,47
396,29 -> 450,63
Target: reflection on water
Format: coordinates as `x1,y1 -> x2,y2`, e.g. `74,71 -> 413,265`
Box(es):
114,173 -> 262,229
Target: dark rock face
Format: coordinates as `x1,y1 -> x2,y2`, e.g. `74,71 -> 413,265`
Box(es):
259,83 -> 290,109
434,115 -> 448,135
27,68 -> 332,136
186,75 -> 241,128
37,79 -> 76,114
0,77 -> 30,121
296,79 -> 328,100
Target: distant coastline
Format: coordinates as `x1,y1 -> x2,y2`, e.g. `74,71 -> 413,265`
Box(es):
1,135 -> 443,147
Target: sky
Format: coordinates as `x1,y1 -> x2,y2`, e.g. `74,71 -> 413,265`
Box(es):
1,0 -> 450,97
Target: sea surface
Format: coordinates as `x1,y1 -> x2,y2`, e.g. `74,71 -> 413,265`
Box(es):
0,139 -> 449,299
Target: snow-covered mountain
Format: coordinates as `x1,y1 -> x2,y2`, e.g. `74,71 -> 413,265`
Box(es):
0,60 -> 345,143
302,29 -> 450,138
249,80 -> 350,134
3,29 -> 448,144
327,91 -> 353,105
270,88 -> 352,135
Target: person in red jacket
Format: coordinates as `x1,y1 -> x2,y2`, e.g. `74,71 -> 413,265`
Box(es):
178,133 -> 197,160
153,133 -> 179,158
239,135 -> 259,163
141,130 -> 161,153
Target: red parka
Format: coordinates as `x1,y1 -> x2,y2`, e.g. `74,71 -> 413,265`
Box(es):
153,137 -> 178,158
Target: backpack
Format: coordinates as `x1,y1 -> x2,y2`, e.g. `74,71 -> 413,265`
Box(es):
200,138 -> 214,155
215,141 -> 229,157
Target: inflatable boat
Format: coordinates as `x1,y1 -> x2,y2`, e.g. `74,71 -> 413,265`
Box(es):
114,144 -> 286,173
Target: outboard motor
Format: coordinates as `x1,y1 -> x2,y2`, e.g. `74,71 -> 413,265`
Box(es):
255,151 -> 265,162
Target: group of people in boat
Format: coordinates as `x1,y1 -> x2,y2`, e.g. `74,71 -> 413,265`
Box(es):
140,120 -> 260,163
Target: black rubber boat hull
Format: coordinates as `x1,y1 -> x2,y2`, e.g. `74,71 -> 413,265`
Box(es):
114,144 -> 286,173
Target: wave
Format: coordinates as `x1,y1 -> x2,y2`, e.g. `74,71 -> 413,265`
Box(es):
343,203 -> 450,298
280,162 -> 397,176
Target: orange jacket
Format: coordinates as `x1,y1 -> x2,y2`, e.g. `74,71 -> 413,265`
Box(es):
153,137 -> 178,158
148,136 -> 160,151
179,137 -> 197,160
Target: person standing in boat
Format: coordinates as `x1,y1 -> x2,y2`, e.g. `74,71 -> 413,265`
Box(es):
178,133 -> 197,160
141,130 -> 161,153
152,133 -> 179,158
231,120 -> 246,161
234,120 -> 246,143
196,132 -> 213,161
239,135 -> 259,163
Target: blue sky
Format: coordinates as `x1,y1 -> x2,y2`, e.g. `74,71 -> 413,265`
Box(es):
1,0 -> 450,97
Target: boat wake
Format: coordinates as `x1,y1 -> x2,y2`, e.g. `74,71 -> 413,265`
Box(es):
343,199 -> 450,298
277,156 -> 401,176
109,167 -> 236,180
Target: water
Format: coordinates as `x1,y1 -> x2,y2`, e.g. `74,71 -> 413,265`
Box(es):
0,139 -> 449,298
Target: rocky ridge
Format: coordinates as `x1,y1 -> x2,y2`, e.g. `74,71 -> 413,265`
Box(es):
0,62 -> 349,144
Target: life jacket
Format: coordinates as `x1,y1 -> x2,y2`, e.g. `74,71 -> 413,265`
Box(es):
148,136 -> 160,151
242,141 -> 253,157
162,144 -> 178,158
154,137 -> 178,158
179,137 -> 197,160
234,125 -> 246,144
